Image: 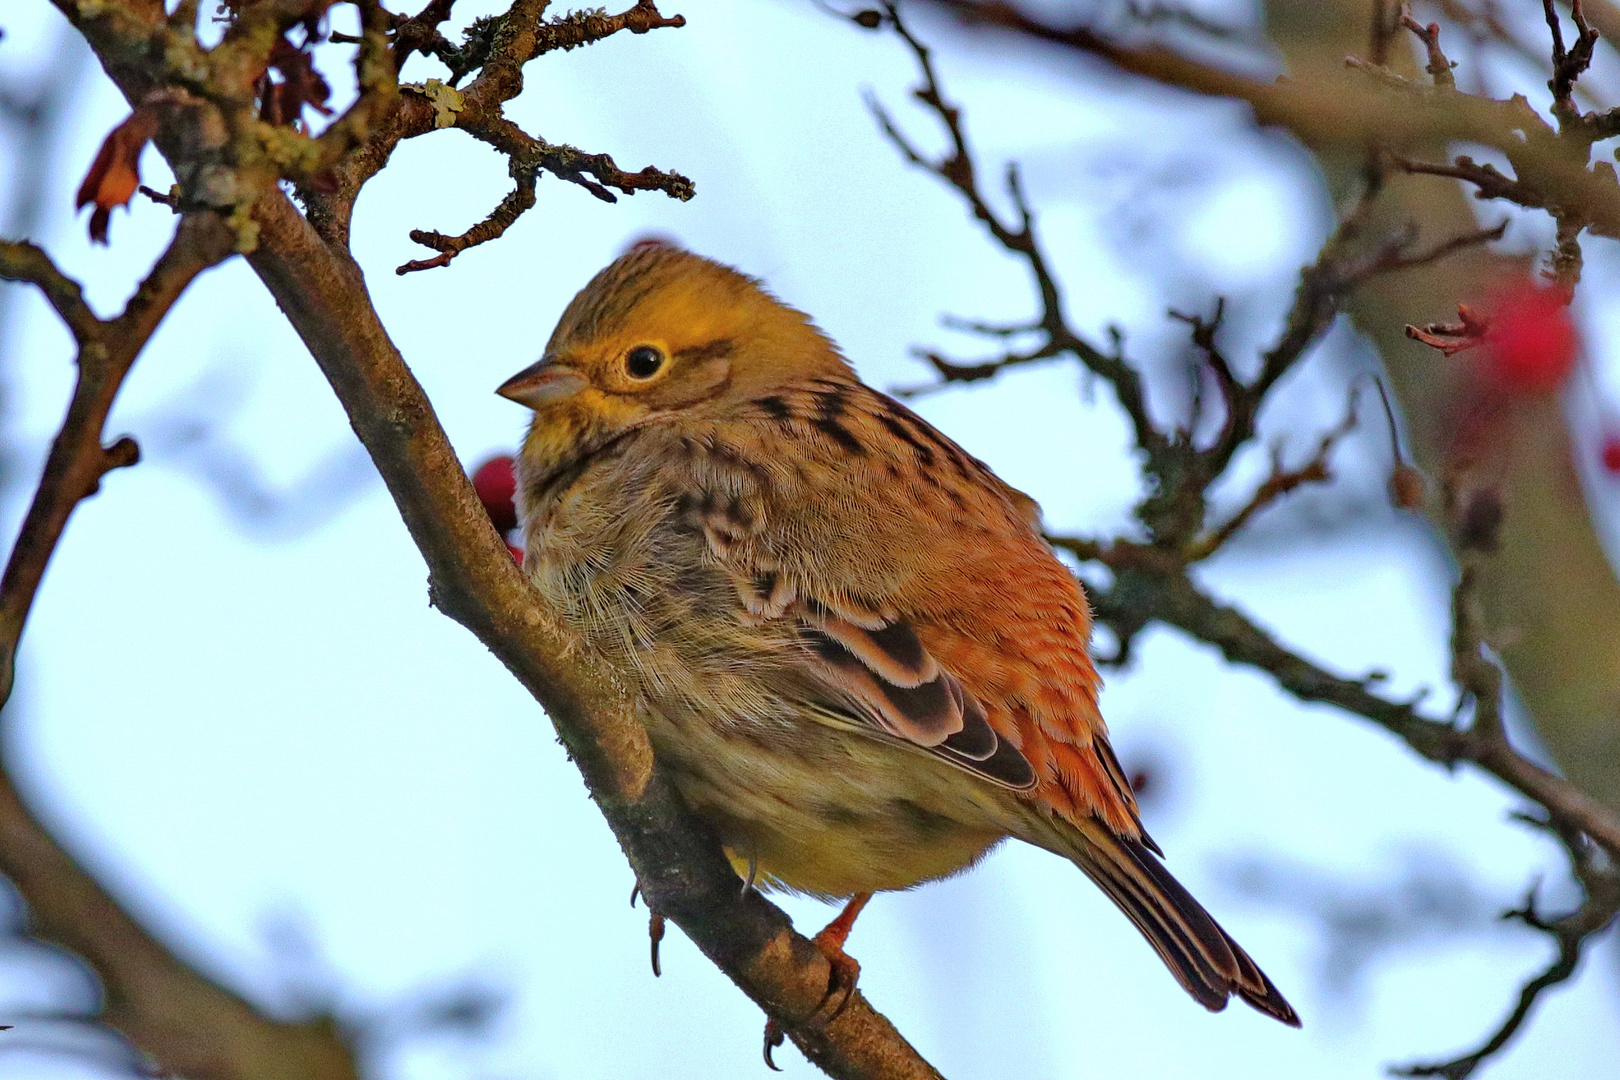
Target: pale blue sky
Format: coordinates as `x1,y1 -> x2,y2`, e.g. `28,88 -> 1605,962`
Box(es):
2,2 -> 1619,1078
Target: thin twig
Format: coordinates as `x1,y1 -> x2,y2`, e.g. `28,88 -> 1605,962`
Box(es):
386,1 -> 693,270
1543,0 -> 1600,129
1399,6 -> 1457,89
398,172 -> 537,273
1185,387 -> 1360,560
1395,814 -> 1620,1079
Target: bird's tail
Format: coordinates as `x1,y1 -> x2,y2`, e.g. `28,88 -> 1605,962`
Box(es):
1047,816 -> 1300,1026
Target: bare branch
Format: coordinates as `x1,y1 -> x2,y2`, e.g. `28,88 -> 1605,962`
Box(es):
0,216 -> 234,704
1396,815 -> 1620,1079
362,0 -> 693,265
925,0 -> 1620,240
866,1 -> 1161,461
1399,6 -> 1457,89
1543,0 -> 1600,129
1184,387 -> 1359,560
1393,154 -> 1543,208
243,188 -> 943,1080
397,112 -> 693,273
0,241 -> 100,344
398,172 -> 537,273
0,213 -> 370,1080
1060,545 -> 1620,860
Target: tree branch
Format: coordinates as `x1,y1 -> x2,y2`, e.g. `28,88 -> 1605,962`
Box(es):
0,216 -> 232,703
243,188 -> 941,1080
0,212 -> 369,1080
927,0 -> 1620,239
1395,812 -> 1620,1079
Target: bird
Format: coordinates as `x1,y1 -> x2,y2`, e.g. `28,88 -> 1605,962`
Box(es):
497,243 -> 1300,1038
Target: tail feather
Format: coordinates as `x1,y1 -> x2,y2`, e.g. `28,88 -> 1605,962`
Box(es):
1062,819 -> 1300,1027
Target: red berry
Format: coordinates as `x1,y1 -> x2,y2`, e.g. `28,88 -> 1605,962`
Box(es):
1602,435 -> 1620,475
472,455 -> 518,534
623,233 -> 680,255
1483,281 -> 1577,393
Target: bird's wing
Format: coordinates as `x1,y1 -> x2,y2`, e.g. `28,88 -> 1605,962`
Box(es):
662,376 -> 1145,840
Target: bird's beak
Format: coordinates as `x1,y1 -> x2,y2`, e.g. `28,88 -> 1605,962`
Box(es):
497,355 -> 588,409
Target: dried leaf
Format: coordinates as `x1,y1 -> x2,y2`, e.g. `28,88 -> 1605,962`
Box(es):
257,35 -> 333,127
75,104 -> 160,245
1389,463 -> 1427,510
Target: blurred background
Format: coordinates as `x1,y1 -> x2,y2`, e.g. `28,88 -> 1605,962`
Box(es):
3,0 -> 1620,1076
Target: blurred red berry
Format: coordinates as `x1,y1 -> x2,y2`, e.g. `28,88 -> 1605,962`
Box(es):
1602,435 -> 1620,475
472,454 -> 518,534
1482,281 -> 1577,394
623,232 -> 680,255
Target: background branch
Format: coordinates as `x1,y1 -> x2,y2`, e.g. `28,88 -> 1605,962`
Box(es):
0,213 -> 371,1080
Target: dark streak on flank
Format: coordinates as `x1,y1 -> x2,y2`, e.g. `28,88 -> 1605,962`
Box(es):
875,412 -> 934,466
812,385 -> 866,457
877,391 -> 981,481
756,396 -> 792,421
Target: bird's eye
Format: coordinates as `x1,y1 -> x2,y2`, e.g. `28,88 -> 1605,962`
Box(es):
625,345 -> 665,380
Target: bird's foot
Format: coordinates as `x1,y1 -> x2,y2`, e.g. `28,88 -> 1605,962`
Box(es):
763,1018 -> 786,1071
808,916 -> 864,1024
759,891 -> 873,1067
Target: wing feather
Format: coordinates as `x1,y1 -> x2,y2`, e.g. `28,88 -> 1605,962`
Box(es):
663,379 -> 1139,814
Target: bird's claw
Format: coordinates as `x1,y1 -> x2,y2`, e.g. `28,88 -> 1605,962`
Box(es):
763,1018 -> 785,1071
649,911 -> 666,977
756,919 -> 865,1068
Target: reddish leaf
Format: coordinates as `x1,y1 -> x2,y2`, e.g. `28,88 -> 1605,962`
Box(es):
75,104 -> 160,244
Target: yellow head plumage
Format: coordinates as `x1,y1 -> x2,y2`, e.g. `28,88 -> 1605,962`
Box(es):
498,245 -> 850,473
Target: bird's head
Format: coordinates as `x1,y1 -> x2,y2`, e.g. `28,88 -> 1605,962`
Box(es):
499,245 -> 849,473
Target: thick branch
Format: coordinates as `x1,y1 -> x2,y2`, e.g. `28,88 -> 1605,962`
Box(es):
929,0 -> 1620,239
243,188 -> 940,1080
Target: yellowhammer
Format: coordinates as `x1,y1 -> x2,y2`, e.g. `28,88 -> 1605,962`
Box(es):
498,243 -> 1298,1032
